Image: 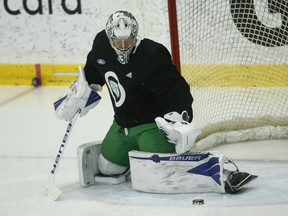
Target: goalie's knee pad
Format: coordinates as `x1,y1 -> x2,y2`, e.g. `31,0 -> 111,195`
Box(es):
77,141 -> 102,187
98,154 -> 128,176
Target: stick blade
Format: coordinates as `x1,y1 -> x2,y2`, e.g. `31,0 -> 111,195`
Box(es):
46,184 -> 63,201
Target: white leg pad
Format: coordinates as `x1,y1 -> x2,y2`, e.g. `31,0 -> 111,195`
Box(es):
77,141 -> 102,187
129,151 -> 226,194
77,141 -> 130,187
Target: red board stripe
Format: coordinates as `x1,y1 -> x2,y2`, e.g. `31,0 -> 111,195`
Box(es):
35,64 -> 42,85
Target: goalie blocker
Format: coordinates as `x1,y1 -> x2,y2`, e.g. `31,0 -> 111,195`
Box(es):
77,142 -> 257,194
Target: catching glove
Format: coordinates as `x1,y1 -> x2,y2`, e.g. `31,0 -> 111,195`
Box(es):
155,111 -> 201,154
54,66 -> 101,121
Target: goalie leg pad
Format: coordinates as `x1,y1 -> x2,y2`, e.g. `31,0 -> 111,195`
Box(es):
77,141 -> 102,187
77,141 -> 129,187
129,150 -> 226,193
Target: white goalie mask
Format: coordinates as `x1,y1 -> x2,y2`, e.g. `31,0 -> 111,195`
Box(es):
105,11 -> 138,64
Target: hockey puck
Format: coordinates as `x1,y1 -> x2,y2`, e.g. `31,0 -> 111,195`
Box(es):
192,199 -> 204,205
32,77 -> 40,87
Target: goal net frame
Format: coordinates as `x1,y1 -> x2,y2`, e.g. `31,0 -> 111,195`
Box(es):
167,0 -> 288,150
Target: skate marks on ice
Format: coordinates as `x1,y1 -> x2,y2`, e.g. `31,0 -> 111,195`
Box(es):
63,160 -> 288,207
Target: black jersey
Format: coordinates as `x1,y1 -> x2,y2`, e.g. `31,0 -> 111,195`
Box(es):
84,30 -> 193,128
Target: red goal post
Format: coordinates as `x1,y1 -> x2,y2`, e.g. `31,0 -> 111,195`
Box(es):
167,0 -> 288,150
167,0 -> 181,73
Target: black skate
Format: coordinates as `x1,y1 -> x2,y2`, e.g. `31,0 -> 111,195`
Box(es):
225,171 -> 258,194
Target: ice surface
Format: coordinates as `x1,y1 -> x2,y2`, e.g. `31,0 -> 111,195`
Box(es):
0,86 -> 287,216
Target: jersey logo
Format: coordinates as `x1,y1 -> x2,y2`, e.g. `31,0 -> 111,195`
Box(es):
104,71 -> 126,107
126,72 -> 132,78
97,59 -> 106,65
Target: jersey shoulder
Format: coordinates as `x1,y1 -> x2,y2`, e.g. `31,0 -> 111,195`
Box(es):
133,39 -> 180,83
92,30 -> 111,51
138,38 -> 171,58
94,30 -> 107,40
135,38 -> 173,72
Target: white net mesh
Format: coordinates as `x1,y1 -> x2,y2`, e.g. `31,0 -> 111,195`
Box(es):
173,0 -> 288,148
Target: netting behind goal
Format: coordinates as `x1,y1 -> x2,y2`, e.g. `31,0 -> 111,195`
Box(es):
168,0 -> 288,150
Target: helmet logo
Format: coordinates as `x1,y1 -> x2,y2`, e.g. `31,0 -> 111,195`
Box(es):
114,18 -> 131,39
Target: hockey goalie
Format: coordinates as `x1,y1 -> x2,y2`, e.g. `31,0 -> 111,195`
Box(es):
55,10 -> 257,195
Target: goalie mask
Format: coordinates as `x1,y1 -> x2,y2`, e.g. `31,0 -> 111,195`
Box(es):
105,11 -> 138,64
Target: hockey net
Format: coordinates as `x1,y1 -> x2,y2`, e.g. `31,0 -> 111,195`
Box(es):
168,0 -> 288,150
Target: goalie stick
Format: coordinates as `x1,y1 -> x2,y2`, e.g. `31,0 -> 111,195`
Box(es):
46,109 -> 80,201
